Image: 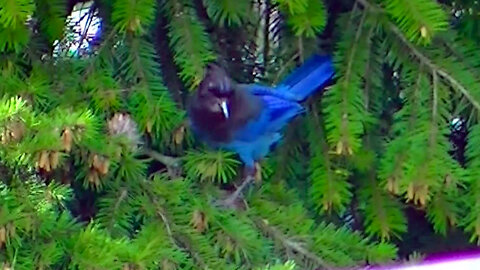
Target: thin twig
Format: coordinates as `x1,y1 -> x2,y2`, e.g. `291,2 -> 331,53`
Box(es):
143,147 -> 253,208
70,4 -> 96,58
257,219 -> 334,270
143,148 -> 181,168
273,52 -> 299,84
107,189 -> 128,232
432,71 -> 439,124
157,207 -> 174,240
140,179 -> 208,268
215,175 -> 254,208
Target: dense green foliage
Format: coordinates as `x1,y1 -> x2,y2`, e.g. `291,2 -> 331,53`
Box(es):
1,0 -> 480,269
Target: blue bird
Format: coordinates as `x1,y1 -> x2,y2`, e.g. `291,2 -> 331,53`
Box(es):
187,54 -> 334,178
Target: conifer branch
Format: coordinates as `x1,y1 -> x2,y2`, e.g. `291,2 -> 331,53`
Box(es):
357,0 -> 480,112
256,219 -> 334,270
215,175 -> 254,209
432,71 -> 438,123
105,188 -> 128,232
152,198 -> 175,242
144,147 -> 252,209
143,148 -> 182,169
389,25 -> 480,111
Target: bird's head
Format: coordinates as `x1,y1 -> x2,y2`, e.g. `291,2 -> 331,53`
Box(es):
196,63 -> 234,119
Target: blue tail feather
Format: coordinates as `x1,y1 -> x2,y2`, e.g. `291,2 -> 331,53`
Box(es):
278,54 -> 334,101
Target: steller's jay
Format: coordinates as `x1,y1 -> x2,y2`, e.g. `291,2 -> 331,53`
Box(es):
187,54 -> 334,180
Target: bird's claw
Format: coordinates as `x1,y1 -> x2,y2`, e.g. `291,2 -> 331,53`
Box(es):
242,162 -> 262,182
215,162 -> 262,210
215,175 -> 255,209
254,162 -> 262,183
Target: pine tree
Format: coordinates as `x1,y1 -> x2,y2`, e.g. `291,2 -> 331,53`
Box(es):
1,0 -> 480,269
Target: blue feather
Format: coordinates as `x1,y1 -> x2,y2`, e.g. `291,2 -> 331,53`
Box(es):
277,54 -> 334,101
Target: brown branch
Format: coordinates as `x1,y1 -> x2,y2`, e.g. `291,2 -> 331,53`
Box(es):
142,148 -> 183,179
256,219 -> 334,270
215,175 -> 254,209
143,146 -> 255,210
356,0 -> 480,112
143,148 -> 182,168
139,179 -> 209,268
107,189 -> 128,232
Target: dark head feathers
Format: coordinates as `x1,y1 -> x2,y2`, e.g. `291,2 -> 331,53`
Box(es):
198,63 -> 234,98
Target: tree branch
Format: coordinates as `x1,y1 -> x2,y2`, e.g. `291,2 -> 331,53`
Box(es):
215,175 -> 254,209
256,219 -> 334,270
142,147 -> 255,210
356,0 -> 480,112
140,179 -> 208,268
142,148 -> 183,178
143,148 -> 181,168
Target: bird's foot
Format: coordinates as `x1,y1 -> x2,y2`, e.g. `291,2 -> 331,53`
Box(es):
215,162 -> 261,209
254,162 -> 262,183
215,175 -> 254,209
242,162 -> 262,182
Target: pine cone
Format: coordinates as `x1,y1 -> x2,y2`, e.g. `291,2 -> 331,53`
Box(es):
107,113 -> 142,151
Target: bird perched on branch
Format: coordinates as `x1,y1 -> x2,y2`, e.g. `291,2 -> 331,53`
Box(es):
187,54 -> 334,180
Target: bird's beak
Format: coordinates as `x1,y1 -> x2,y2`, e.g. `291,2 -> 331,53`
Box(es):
219,100 -> 229,118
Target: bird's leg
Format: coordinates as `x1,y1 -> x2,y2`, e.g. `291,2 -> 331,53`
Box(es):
242,161 -> 261,181
216,162 -> 259,209
217,174 -> 254,208
254,161 -> 262,183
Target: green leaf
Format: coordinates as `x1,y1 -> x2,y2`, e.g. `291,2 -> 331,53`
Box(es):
284,0 -> 327,37
163,0 -> 216,89
0,0 -> 35,28
383,0 -> 449,45
203,0 -> 251,27
184,149 -> 240,183
112,0 -> 157,34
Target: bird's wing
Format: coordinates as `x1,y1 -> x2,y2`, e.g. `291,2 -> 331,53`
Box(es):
230,90 -> 304,142
239,84 -> 298,101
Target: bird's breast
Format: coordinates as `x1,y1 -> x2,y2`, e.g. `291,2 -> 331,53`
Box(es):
188,89 -> 265,144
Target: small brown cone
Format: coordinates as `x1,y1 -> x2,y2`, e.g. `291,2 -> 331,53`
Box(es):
88,169 -> 100,185
191,210 -> 208,233
49,151 -> 59,169
0,226 -> 5,248
128,17 -> 141,33
107,112 -> 141,150
38,151 -> 50,171
420,26 -> 428,38
146,120 -> 153,134
62,128 -> 73,152
98,158 -> 110,175
336,140 -> 343,155
92,154 -> 101,170
386,177 -> 399,194
162,260 -> 176,270
9,120 -> 25,141
173,124 -> 185,145
6,222 -> 14,238
1,130 -> 8,144
406,183 -> 414,201
1,262 -> 11,270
